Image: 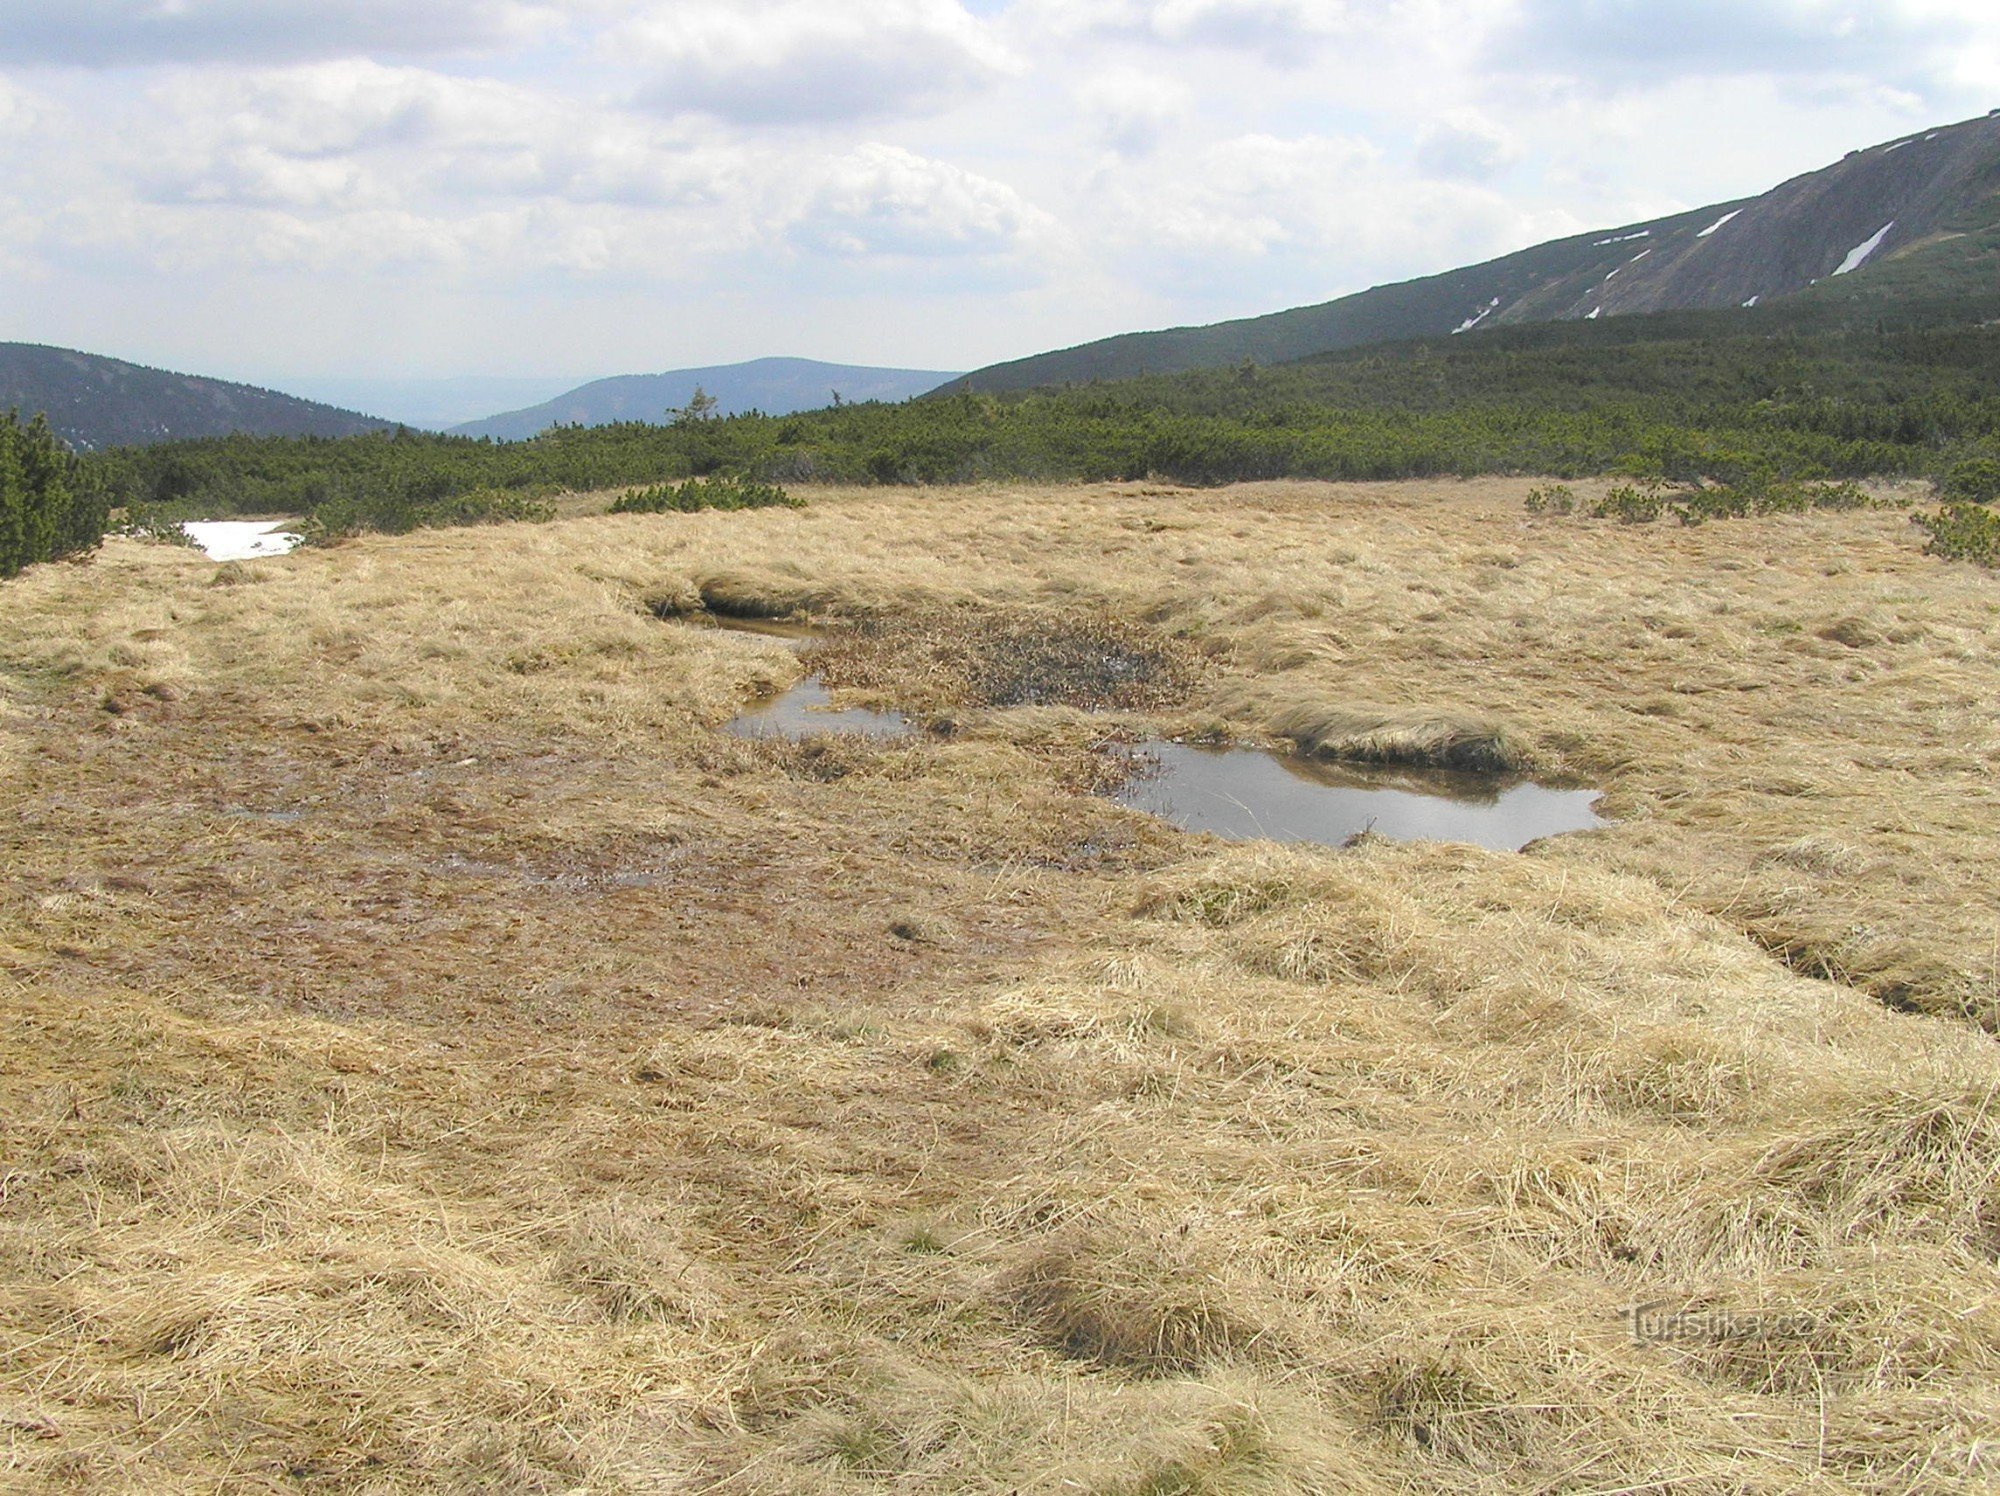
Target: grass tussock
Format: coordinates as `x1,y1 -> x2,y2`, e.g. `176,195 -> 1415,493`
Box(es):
3,478 -> 2000,1490
1265,699 -> 1526,773
996,1233 -> 1289,1374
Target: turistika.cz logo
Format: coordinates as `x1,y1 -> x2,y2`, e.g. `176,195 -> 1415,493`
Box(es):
1622,1300 -> 1819,1346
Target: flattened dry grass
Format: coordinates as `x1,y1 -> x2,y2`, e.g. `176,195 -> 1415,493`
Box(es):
2,476 -> 1998,1491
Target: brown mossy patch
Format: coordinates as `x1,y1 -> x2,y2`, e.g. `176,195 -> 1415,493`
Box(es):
808,607 -> 1205,716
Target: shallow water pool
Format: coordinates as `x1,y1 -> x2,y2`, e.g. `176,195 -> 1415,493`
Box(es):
724,676 -> 912,741
1115,740 -> 1605,852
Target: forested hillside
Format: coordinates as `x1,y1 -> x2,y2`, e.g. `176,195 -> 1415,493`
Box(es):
0,344 -> 391,451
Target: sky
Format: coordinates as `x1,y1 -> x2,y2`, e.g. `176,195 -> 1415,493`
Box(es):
1,0 -> 1996,395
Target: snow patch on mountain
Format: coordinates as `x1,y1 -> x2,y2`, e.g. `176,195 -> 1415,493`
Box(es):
1833,222 -> 1895,275
1697,210 -> 1742,238
1451,297 -> 1502,335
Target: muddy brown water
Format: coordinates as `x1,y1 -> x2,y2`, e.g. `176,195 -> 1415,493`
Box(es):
700,615 -> 1605,851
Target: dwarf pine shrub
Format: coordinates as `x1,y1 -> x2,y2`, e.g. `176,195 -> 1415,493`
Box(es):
1914,504 -> 2000,567
0,411 -> 109,580
1941,457 -> 2000,504
610,476 -> 800,514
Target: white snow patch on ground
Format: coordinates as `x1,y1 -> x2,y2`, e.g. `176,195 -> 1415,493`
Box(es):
182,522 -> 303,561
1604,247 -> 1653,283
1742,296 -> 1760,307
1592,230 -> 1652,246
1833,221 -> 1894,275
1925,133 -> 1940,141
1451,307 -> 1492,335
1697,210 -> 1742,238
1587,307 -> 1601,319
1884,140 -> 1910,153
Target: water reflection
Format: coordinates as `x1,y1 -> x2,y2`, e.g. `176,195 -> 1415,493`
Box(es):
724,676 -> 912,741
1115,741 -> 1605,852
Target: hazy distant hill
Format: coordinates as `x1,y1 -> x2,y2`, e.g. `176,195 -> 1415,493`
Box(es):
0,344 -> 391,451
451,357 -> 962,440
272,374 -> 584,432
945,110 -> 2000,394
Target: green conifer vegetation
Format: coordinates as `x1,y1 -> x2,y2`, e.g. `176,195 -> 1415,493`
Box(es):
76,299 -> 2000,530
0,410 -> 108,579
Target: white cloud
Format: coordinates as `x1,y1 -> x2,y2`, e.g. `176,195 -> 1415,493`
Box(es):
1416,111 -> 1522,179
1492,0 -> 1984,96
131,63 -> 740,213
1078,68 -> 1192,155
1081,130 -> 1577,308
14,58 -> 1054,291
617,0 -> 1015,124
1018,0 -> 1355,57
788,143 -> 1053,260
0,0 -> 564,66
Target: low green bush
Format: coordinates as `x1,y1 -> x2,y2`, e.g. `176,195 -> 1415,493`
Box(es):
1941,457 -> 2000,504
610,476 -> 800,514
1914,504 -> 2000,567
1542,478 -> 1882,527
1592,482 -> 1667,523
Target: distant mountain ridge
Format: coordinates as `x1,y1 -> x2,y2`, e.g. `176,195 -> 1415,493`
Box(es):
271,374 -> 585,432
0,343 -> 391,451
942,110 -> 2000,394
452,357 -> 962,439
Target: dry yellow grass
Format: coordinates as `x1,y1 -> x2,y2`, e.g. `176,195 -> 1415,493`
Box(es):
3,478 -> 1998,1492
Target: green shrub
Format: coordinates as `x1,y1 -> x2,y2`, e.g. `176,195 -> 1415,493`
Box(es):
1941,457 -> 2000,504
610,476 -> 800,514
1593,482 -> 1666,523
1672,485 -> 1756,525
1523,483 -> 1577,515
117,504 -> 200,546
1,410 -> 109,579
1675,478 -> 1874,524
1915,504 -> 2000,567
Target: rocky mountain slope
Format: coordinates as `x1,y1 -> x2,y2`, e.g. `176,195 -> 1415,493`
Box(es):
944,110 -> 2000,394
452,357 -> 962,440
0,344 -> 391,451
